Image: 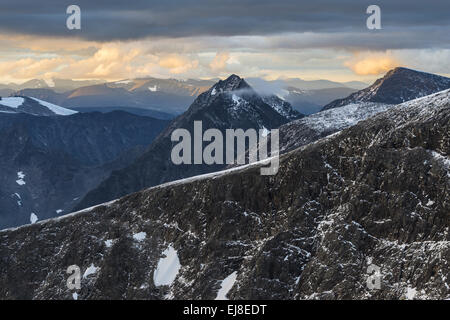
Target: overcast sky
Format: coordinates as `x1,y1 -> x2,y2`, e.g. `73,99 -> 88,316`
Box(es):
0,0 -> 449,83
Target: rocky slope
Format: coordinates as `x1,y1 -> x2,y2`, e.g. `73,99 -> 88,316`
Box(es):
76,75 -> 302,210
0,89 -> 448,300
272,102 -> 392,155
322,68 -> 450,110
0,111 -> 169,229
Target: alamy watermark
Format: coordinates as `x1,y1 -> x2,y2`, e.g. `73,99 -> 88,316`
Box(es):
66,5 -> 81,30
366,5 -> 381,30
170,121 -> 279,175
366,263 -> 381,290
66,264 -> 81,290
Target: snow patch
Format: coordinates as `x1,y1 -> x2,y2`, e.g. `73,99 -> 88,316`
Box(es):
44,78 -> 55,88
133,232 -> 147,242
215,271 -> 237,300
16,171 -> 26,186
29,97 -> 78,116
153,245 -> 181,286
104,239 -> 113,248
261,126 -> 269,137
83,263 -> 98,278
231,94 -> 242,105
115,80 -> 132,84
0,97 -> 24,108
406,287 -> 417,300
30,213 -> 38,224
148,85 -> 158,92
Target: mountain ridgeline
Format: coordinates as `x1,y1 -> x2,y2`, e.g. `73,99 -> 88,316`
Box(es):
322,67 -> 450,110
76,75 -> 303,210
0,89 -> 448,299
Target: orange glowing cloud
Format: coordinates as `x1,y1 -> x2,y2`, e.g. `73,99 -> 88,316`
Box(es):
209,52 -> 230,71
345,53 -> 400,75
159,55 -> 199,74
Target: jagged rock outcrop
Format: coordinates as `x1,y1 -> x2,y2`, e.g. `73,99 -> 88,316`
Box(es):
0,90 -> 448,300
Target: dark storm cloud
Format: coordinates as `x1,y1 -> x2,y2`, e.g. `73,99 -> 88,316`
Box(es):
0,0 -> 448,49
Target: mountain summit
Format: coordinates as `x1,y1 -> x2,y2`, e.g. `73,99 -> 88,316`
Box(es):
76,75 -> 302,210
212,74 -> 249,92
322,67 -> 450,110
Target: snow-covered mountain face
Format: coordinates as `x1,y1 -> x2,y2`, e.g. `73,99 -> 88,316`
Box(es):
276,102 -> 391,154
75,75 -> 302,211
322,67 -> 450,111
0,96 -> 77,116
261,95 -> 303,120
239,101 -> 391,166
1,90 -> 448,300
0,111 -> 169,229
189,74 -> 303,125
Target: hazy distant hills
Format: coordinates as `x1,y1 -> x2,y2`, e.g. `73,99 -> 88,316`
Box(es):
10,78 -> 216,118
3,76 -> 368,118
246,78 -> 365,114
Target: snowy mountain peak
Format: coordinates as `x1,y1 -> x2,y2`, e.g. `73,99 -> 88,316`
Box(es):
322,68 -> 450,110
210,74 -> 250,95
192,75 -> 302,122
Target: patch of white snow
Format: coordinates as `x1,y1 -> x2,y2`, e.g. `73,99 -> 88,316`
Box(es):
153,245 -> 181,286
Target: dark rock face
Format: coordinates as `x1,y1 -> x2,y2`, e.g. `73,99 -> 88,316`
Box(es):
322,68 -> 450,111
0,111 -> 169,229
0,90 -> 448,300
76,75 -> 302,210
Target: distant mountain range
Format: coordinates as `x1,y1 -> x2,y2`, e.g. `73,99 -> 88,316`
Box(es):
247,78 -> 365,114
322,67 -> 450,110
282,86 -> 357,114
0,78 -> 103,96
12,79 -> 214,119
1,76 -> 368,118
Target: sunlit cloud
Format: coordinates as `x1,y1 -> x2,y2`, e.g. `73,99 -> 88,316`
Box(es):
209,52 -> 230,72
345,53 -> 400,76
159,54 -> 199,74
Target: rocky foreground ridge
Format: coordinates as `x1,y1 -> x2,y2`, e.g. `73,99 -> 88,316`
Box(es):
0,90 -> 449,300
